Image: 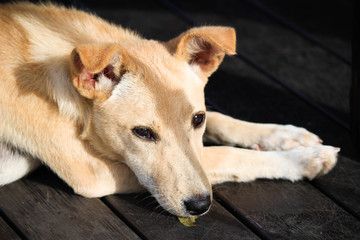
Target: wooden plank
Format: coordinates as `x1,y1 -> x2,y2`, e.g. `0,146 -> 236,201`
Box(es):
104,193 -> 259,240
312,156 -> 360,219
0,217 -> 21,240
0,167 -> 140,240
215,179 -> 360,239
255,0 -> 351,60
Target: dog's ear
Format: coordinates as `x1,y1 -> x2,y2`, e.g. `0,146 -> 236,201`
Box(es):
70,44 -> 131,100
167,26 -> 236,78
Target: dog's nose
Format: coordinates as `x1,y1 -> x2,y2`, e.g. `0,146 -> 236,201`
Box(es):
184,194 -> 211,215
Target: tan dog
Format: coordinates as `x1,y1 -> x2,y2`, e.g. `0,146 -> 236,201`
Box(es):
0,3 -> 338,217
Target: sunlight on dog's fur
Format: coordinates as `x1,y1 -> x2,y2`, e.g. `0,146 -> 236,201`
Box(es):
0,2 -> 339,217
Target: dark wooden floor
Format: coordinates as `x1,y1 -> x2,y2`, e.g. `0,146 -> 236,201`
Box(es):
1,0 -> 359,239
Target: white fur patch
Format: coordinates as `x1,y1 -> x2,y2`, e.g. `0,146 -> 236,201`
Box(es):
15,15 -> 84,121
187,37 -> 206,58
186,64 -> 203,85
95,74 -> 115,93
273,145 -> 339,181
48,60 -> 84,120
0,143 -> 41,185
110,73 -> 139,100
255,124 -> 322,151
15,15 -> 74,62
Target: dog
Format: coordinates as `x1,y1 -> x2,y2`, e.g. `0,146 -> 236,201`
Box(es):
0,2 -> 339,217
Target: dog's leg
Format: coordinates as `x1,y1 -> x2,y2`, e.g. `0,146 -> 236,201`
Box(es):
204,111 -> 323,151
1,101 -> 143,197
1,112 -> 143,197
32,132 -> 144,197
202,145 -> 338,184
0,139 -> 143,196
25,143 -> 143,197
63,159 -> 144,197
0,142 -> 41,185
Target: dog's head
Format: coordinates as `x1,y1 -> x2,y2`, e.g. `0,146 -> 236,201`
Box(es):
70,26 -> 236,217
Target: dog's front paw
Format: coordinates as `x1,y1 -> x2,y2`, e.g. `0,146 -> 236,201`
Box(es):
251,124 -> 322,151
284,145 -> 339,180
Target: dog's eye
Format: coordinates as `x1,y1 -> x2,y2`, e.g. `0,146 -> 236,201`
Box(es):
192,112 -> 206,128
132,127 -> 157,142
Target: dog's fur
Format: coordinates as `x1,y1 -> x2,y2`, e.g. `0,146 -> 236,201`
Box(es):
0,3 -> 338,217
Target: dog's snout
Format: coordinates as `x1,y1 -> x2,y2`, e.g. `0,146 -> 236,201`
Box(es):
184,194 -> 211,216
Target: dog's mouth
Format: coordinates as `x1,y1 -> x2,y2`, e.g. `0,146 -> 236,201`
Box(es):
135,173 -> 211,217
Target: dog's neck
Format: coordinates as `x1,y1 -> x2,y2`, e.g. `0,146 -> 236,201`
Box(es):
17,54 -> 91,134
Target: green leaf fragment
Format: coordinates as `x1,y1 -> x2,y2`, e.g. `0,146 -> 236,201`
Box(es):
178,216 -> 199,227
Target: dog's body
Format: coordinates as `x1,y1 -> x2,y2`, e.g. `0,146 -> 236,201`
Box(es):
0,3 -> 338,217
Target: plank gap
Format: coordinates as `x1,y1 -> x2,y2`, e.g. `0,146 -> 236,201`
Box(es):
214,193 -> 274,240
310,181 -> 360,221
100,197 -> 149,240
0,209 -> 27,240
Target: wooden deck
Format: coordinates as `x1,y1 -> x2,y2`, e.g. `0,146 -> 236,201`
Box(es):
1,0 -> 359,239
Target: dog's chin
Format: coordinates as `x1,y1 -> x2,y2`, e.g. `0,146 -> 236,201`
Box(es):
151,194 -> 185,216
143,185 -> 212,217
131,167 -> 211,217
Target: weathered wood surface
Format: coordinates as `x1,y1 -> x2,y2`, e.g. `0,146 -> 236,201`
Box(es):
0,168 -> 140,240
215,163 -> 360,239
312,156 -> 360,219
0,217 -> 21,240
104,194 -> 258,240
0,0 -> 359,239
